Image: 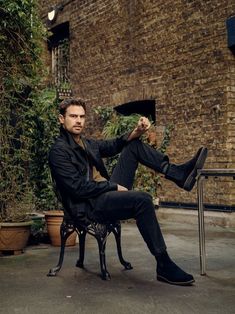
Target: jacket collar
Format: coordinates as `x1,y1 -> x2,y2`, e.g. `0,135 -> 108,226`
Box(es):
59,126 -> 86,150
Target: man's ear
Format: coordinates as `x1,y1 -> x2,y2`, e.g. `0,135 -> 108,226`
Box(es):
58,114 -> 64,125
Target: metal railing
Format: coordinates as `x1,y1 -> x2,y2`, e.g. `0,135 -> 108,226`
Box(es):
197,169 -> 235,275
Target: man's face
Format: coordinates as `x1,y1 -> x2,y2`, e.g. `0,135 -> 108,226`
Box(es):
59,105 -> 86,136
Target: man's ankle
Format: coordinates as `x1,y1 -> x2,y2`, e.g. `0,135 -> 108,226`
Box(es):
155,250 -> 172,266
161,161 -> 169,175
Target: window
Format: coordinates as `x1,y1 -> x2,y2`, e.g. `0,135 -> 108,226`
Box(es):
48,22 -> 71,97
52,38 -> 70,88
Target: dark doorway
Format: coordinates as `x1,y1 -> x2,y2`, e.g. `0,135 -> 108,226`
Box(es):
114,100 -> 156,123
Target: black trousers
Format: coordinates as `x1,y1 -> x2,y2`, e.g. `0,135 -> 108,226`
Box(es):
91,139 -> 168,256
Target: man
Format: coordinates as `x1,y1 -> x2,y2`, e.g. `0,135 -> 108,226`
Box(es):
49,98 -> 208,286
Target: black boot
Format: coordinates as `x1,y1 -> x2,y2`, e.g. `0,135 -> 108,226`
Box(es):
156,251 -> 195,286
164,147 -> 208,191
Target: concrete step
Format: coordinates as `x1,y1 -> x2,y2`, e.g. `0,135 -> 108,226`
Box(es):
157,207 -> 235,228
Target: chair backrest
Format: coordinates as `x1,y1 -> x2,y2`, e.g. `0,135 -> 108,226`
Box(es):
51,176 -> 63,204
50,173 -> 73,222
50,173 -> 92,226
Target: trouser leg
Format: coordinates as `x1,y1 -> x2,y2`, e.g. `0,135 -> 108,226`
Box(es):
99,139 -> 199,285
111,139 -> 208,192
110,139 -> 169,189
102,139 -> 167,256
91,190 -> 166,256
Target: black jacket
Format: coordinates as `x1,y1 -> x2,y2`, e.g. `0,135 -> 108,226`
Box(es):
49,127 -> 129,218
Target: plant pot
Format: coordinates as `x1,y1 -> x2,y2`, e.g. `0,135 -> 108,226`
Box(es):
44,210 -> 76,247
0,221 -> 33,255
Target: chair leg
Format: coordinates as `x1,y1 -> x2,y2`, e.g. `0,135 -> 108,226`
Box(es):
76,229 -> 86,268
112,223 -> 133,270
47,221 -> 74,276
97,237 -> 110,280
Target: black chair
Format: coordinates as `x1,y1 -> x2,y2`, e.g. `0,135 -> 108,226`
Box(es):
47,210 -> 133,280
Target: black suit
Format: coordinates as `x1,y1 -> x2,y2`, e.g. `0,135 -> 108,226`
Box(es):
49,127 -> 167,256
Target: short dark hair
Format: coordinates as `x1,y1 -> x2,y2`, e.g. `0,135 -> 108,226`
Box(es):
59,98 -> 86,116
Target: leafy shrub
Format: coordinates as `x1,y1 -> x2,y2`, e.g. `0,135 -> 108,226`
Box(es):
28,89 -> 60,211
0,0 -> 47,221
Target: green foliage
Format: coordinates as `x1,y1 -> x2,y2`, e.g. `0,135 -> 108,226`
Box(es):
94,106 -> 115,125
0,0 -> 47,221
94,107 -> 173,199
103,114 -> 142,139
0,185 -> 35,222
159,125 -> 174,154
0,0 -> 46,89
27,88 -> 60,210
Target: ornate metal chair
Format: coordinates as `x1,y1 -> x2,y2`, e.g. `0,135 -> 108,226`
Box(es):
47,209 -> 133,280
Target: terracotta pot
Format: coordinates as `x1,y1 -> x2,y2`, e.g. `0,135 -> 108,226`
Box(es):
44,210 -> 76,247
0,221 -> 33,255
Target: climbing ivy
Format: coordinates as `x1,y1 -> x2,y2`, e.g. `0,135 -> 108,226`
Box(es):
27,88 -> 60,211
0,0 -> 47,221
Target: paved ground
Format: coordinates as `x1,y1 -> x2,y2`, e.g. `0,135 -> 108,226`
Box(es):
0,221 -> 234,314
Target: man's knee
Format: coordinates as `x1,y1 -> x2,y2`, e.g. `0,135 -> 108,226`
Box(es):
126,138 -> 142,150
134,191 -> 154,215
135,191 -> 152,202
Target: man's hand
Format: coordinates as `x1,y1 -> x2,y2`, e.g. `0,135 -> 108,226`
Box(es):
136,117 -> 151,132
117,184 -> 128,191
127,116 -> 151,141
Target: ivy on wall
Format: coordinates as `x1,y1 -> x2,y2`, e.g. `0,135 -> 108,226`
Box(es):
27,88 -> 60,211
0,0 -> 52,220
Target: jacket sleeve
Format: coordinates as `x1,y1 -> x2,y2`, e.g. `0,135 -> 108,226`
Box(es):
49,147 -> 117,200
93,132 -> 131,158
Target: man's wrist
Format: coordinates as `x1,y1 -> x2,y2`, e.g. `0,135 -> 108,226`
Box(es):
127,128 -> 142,141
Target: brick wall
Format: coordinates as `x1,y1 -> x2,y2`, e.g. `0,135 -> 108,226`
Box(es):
40,0 -> 235,206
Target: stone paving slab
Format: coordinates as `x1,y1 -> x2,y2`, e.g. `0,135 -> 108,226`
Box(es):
0,222 -> 234,314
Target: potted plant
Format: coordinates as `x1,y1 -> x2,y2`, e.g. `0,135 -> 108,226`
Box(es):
0,185 -> 34,255
43,210 -> 77,247
0,0 -> 47,254
0,87 -> 36,255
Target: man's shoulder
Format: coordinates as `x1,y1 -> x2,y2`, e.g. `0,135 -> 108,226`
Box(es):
51,136 -> 67,148
49,137 -> 72,165
49,136 -> 71,155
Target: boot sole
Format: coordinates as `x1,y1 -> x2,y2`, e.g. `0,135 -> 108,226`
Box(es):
157,275 -> 195,286
183,147 -> 208,191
